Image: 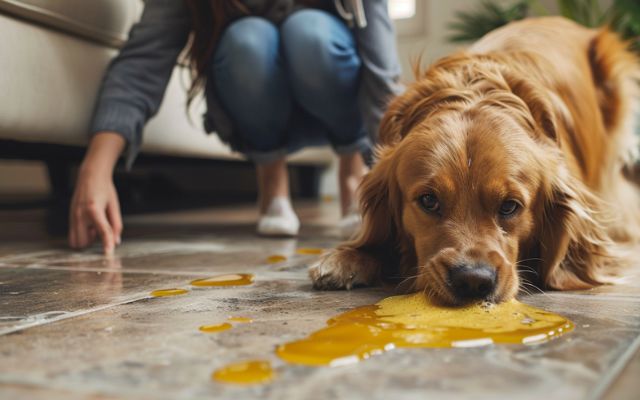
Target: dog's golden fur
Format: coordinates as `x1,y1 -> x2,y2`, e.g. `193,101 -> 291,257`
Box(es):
310,17 -> 640,305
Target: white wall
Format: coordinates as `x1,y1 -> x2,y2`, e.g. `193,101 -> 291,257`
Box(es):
395,0 -> 474,82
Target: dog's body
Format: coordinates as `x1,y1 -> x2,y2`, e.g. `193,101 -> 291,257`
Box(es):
311,17 -> 640,305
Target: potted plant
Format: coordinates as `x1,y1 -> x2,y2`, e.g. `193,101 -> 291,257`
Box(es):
448,0 -> 639,49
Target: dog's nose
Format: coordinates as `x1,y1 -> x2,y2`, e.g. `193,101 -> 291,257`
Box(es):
449,263 -> 497,300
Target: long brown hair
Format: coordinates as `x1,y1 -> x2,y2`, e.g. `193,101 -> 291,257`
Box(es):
183,0 -> 249,108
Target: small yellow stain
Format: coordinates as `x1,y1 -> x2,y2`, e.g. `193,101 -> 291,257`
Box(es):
150,288 -> 189,297
213,360 -> 275,385
322,195 -> 335,203
199,323 -> 232,333
190,273 -> 254,287
266,255 -> 287,264
228,316 -> 253,323
296,248 -> 324,256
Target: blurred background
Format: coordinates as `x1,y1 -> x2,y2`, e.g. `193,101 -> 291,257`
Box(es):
0,0 -> 637,232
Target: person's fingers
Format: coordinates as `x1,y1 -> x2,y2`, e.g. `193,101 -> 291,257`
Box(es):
88,226 -> 98,243
69,217 -> 78,249
106,195 -> 123,245
88,205 -> 115,255
74,209 -> 91,249
69,198 -> 79,248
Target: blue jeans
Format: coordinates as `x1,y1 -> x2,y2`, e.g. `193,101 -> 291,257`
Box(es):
212,10 -> 370,163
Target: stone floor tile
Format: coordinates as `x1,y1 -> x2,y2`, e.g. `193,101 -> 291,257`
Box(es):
0,202 -> 638,399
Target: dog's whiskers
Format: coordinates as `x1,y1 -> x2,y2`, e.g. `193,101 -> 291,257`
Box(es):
515,262 -> 540,277
518,280 -> 548,298
396,272 -> 422,289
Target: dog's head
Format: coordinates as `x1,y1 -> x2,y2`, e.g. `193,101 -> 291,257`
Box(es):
355,55 -> 612,305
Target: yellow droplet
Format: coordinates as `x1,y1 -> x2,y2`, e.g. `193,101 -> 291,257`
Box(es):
199,323 -> 232,333
190,273 -> 254,287
296,248 -> 324,255
228,316 -> 253,323
212,360 -> 275,385
276,293 -> 574,367
322,195 -> 335,203
266,255 -> 287,264
150,288 -> 189,297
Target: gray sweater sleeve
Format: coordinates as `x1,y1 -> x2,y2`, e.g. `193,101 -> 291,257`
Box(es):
354,0 -> 404,141
89,0 -> 191,168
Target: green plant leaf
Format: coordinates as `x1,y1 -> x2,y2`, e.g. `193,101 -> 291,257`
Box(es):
446,0 -> 639,53
447,0 -> 531,43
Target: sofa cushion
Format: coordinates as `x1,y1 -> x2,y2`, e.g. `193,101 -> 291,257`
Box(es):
0,0 -> 142,47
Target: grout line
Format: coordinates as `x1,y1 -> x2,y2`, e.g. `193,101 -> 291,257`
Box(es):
1,258 -> 318,277
0,265 -> 315,337
0,251 -> 56,263
0,295 -> 149,336
0,381 -> 125,400
588,332 -> 640,400
21,264 -> 225,277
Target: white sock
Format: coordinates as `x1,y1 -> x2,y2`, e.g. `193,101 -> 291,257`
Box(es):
257,197 -> 300,237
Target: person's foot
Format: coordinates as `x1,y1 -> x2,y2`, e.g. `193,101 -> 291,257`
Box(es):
255,159 -> 298,236
257,196 -> 300,237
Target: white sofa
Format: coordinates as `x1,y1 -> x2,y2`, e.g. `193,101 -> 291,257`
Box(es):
0,0 -> 334,165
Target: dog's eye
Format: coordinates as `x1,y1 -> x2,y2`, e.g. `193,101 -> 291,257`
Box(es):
418,194 -> 440,214
499,200 -> 520,217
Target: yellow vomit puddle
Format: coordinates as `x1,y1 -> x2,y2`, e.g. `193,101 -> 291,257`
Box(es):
266,255 -> 287,264
276,292 -> 574,367
228,316 -> 253,323
199,323 -> 233,333
212,360 -> 275,385
150,288 -> 189,297
190,273 -> 254,287
296,248 -> 324,256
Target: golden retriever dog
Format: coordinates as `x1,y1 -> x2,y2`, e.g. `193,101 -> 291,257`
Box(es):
310,17 -> 640,306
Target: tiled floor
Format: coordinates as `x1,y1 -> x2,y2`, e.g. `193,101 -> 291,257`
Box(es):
0,202 -> 638,400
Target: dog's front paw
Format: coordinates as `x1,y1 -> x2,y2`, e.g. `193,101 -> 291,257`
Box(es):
309,248 -> 381,290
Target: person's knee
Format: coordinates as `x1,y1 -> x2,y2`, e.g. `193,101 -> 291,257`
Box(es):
218,17 -> 277,58
281,10 -> 360,89
215,17 -> 280,86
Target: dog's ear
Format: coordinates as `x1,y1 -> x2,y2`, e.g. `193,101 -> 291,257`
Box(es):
309,147 -> 402,290
345,146 -> 403,267
378,94 -> 414,146
350,146 -> 399,248
534,163 -> 618,290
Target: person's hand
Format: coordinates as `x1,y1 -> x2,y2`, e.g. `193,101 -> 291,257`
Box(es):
69,169 -> 122,254
69,132 -> 126,255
